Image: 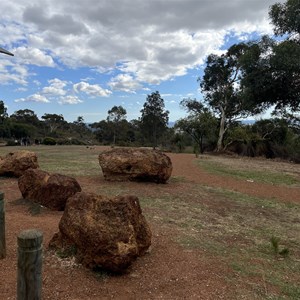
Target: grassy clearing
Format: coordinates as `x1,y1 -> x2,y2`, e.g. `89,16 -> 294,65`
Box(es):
140,183 -> 300,299
1,145 -> 300,298
196,158 -> 300,186
0,145 -> 102,176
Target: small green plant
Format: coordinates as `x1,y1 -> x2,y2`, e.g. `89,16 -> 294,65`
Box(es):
270,236 -> 290,258
56,245 -> 77,259
93,267 -> 111,281
28,202 -> 42,215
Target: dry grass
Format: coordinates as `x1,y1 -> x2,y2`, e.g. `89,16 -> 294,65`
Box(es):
1,145 -> 300,298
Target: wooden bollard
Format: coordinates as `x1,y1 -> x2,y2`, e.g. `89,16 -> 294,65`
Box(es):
0,192 -> 5,259
17,229 -> 43,300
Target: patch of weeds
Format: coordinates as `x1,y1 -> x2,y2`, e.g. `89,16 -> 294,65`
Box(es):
93,267 -> 113,281
281,285 -> 300,299
11,197 -> 43,215
169,176 -> 186,183
270,236 -> 290,259
56,245 -> 77,259
11,197 -> 28,206
28,202 -> 42,216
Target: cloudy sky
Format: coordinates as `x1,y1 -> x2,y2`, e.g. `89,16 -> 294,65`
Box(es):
0,0 -> 282,123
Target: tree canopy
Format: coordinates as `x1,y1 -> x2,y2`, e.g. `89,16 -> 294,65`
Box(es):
140,91 -> 169,148
269,0 -> 300,39
199,43 -> 260,151
176,98 -> 217,154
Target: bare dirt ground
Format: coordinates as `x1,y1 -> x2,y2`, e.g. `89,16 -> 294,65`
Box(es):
1,150 -> 300,299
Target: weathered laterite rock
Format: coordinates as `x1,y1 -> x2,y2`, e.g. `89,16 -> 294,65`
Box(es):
98,147 -> 172,183
49,192 -> 152,273
18,168 -> 81,211
0,150 -> 39,177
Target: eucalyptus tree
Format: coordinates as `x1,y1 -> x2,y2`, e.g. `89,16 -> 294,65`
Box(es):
241,0 -> 300,114
199,44 -> 259,151
107,106 -> 127,145
176,98 -> 218,154
41,113 -> 65,134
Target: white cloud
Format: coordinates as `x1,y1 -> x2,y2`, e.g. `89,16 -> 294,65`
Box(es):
14,46 -> 55,67
0,0 -> 283,93
58,95 -> 83,105
15,87 -> 27,92
73,81 -> 111,97
15,94 -> 50,103
42,78 -> 68,96
0,60 -> 29,85
108,74 -> 142,93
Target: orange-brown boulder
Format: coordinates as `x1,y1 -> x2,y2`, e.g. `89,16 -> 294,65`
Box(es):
49,192 -> 152,272
98,148 -> 172,183
0,150 -> 39,177
18,169 -> 81,211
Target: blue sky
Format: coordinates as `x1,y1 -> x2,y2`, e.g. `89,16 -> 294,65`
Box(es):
0,0 -> 282,123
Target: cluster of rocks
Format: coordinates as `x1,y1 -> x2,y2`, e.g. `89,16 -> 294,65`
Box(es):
1,147 -> 173,272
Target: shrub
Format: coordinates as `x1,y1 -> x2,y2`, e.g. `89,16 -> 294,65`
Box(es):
6,140 -> 19,146
42,137 -> 56,145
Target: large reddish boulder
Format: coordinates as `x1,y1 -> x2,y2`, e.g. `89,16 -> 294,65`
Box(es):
98,148 -> 172,183
49,192 -> 152,272
0,150 -> 39,177
18,169 -> 82,211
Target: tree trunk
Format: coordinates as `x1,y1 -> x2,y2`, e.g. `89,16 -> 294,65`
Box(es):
153,122 -> 157,149
216,108 -> 226,152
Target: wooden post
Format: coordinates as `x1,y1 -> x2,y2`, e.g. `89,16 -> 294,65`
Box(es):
17,229 -> 43,300
0,192 -> 5,259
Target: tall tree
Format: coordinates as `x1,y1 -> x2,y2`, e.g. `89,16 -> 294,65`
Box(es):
0,100 -> 8,124
41,113 -> 65,133
72,116 -> 91,138
176,98 -> 218,154
10,109 -> 40,126
199,44 -> 258,151
107,106 -> 127,145
241,0 -> 300,114
140,91 -> 169,148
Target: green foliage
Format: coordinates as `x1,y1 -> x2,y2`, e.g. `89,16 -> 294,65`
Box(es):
241,8 -> 300,114
269,0 -> 300,38
42,113 -> 66,133
43,137 -> 57,145
10,122 -> 37,139
199,44 -> 259,151
91,118 -> 137,146
176,99 -> 218,153
56,245 -> 77,259
270,236 -> 290,258
6,140 -> 19,146
107,105 -> 127,145
0,100 -> 8,124
140,91 -> 169,148
10,109 -> 40,126
56,138 -> 86,145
